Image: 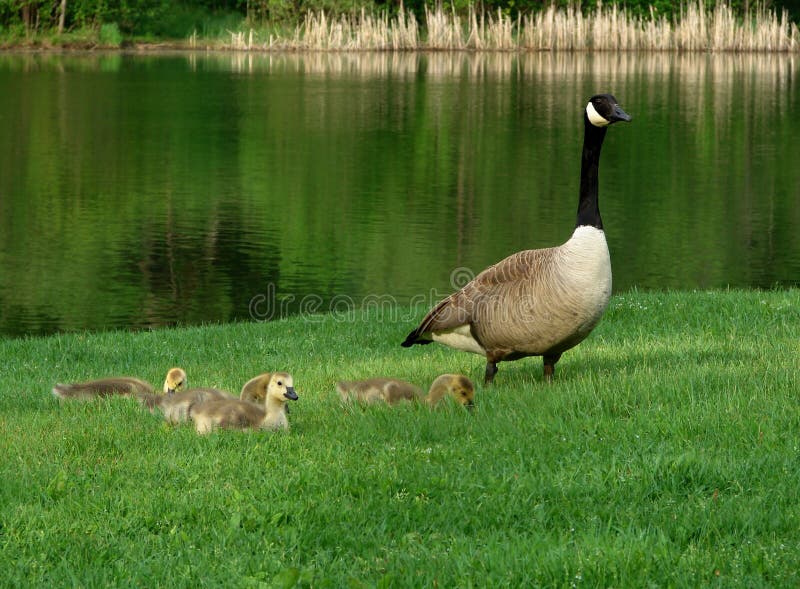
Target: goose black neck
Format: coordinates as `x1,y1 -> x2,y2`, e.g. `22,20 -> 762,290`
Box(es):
575,115 -> 608,230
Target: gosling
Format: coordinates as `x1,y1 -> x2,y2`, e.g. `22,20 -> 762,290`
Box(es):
140,387 -> 234,424
336,374 -> 475,409
189,372 -> 298,434
142,373 -> 276,424
52,367 -> 187,400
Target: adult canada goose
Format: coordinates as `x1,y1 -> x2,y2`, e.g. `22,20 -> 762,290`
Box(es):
189,372 -> 298,434
402,94 -> 631,384
141,373 -> 275,424
336,374 -> 475,409
52,367 -> 187,400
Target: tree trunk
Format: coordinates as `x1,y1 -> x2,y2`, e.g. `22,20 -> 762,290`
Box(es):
58,0 -> 67,34
21,3 -> 31,30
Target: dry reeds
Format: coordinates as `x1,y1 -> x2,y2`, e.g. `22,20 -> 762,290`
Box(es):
216,2 -> 800,52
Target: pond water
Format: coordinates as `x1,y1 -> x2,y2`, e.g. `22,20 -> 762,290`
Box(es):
1,51 -> 798,337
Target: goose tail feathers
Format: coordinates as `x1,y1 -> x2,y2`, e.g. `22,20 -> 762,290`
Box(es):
401,330 -> 432,348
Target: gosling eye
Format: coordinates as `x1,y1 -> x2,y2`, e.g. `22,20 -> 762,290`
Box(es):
277,381 -> 283,386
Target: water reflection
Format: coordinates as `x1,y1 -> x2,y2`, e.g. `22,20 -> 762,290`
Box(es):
4,49 -> 795,76
0,51 -> 797,336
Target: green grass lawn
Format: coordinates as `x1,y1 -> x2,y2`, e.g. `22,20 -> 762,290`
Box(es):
1,290 -> 798,587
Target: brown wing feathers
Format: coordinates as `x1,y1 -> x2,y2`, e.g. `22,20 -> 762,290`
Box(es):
402,249 -> 546,347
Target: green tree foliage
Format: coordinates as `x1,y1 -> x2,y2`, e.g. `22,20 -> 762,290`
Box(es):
776,0 -> 800,20
446,0 -> 797,20
0,0 -> 172,34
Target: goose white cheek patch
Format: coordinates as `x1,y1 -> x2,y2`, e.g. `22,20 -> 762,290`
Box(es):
586,102 -> 610,127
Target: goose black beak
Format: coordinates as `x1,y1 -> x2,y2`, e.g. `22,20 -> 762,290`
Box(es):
611,105 -> 632,123
167,388 -> 176,395
284,387 -> 298,401
466,401 -> 475,411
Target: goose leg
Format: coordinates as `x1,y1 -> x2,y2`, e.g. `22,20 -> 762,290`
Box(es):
484,361 -> 498,385
543,354 -> 561,382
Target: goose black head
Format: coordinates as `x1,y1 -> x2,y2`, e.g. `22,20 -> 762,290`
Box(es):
585,94 -> 632,127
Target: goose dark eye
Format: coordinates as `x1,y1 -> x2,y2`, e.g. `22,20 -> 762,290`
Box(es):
277,381 -> 283,386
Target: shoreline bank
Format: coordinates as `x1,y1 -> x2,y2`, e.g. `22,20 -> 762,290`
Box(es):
2,3 -> 798,52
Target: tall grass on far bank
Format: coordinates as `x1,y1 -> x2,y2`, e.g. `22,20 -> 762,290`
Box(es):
221,1 -> 799,51
0,290 -> 799,586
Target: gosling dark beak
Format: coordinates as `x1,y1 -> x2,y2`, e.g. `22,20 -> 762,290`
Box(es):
466,401 -> 475,412
284,387 -> 298,401
167,388 -> 176,395
611,105 -> 632,123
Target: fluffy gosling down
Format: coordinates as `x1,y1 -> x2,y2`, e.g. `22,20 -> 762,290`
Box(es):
139,387 -> 233,424
336,374 -> 475,409
52,367 -> 187,400
140,373 -> 276,424
189,372 -> 298,434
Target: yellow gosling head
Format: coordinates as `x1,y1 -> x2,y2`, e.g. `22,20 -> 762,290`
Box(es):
163,368 -> 187,395
267,372 -> 298,404
429,374 -> 475,409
